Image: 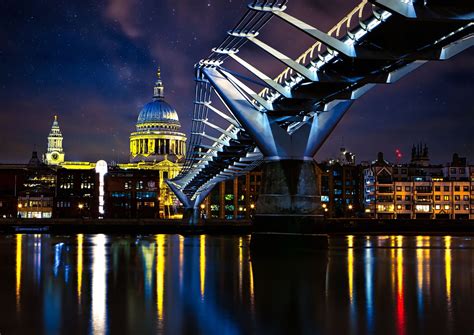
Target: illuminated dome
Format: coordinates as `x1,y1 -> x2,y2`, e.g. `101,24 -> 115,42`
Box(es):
137,100 -> 180,127
129,66 -> 187,164
136,68 -> 181,131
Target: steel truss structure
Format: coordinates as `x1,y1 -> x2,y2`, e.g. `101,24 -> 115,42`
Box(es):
168,0 -> 473,212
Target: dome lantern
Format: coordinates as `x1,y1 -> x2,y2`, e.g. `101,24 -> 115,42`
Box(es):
153,67 -> 164,101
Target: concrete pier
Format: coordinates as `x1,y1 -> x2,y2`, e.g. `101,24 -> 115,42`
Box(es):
254,160 -> 323,233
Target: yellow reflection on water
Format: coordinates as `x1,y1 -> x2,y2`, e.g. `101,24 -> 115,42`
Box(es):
396,239 -> 405,333
239,237 -> 243,299
416,236 -> 423,294
424,237 -> 431,290
156,235 -> 165,322
445,236 -> 452,303
347,235 -> 354,303
179,235 -> 184,287
200,235 -> 206,299
16,234 -> 23,311
77,234 -> 83,301
249,260 -> 255,308
92,234 -> 107,335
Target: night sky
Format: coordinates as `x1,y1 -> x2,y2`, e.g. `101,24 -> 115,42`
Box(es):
1,0 -> 473,165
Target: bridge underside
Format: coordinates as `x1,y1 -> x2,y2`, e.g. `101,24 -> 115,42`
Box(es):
169,0 -> 473,227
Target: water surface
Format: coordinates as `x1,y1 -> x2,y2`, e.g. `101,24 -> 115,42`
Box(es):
0,234 -> 472,334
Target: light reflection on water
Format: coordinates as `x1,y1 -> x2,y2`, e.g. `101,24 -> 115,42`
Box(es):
2,234 -> 473,334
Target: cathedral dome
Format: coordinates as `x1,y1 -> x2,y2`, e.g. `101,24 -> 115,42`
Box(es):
129,66 -> 187,164
136,67 -> 181,130
137,100 -> 180,126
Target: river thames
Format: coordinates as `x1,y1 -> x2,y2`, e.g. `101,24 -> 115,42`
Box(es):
0,234 -> 472,334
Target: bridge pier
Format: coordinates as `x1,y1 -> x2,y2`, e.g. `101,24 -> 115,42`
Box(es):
166,180 -> 213,225
203,67 -> 353,233
254,159 -> 322,232
182,207 -> 200,225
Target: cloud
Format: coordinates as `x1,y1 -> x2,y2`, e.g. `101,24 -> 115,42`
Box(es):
105,0 -> 142,39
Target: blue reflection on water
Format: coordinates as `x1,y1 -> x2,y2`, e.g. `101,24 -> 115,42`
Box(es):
365,238 -> 374,334
54,242 -> 64,277
3,234 -> 473,335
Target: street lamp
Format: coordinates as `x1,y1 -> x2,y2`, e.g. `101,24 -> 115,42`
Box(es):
200,203 -> 206,220
250,203 -> 255,209
78,203 -> 84,219
347,204 -> 353,218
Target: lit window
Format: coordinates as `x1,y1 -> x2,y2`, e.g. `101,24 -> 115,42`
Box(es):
444,195 -> 450,201
444,205 -> 450,210
415,205 -> 430,212
435,205 -> 441,210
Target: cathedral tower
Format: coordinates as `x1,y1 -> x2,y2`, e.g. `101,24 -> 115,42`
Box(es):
44,115 -> 65,165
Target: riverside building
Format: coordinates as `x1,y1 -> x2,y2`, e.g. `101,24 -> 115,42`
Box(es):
0,67 -> 186,219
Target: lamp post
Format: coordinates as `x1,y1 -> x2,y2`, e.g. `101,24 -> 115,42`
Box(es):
322,203 -> 328,219
78,203 -> 84,218
200,203 -> 206,221
249,203 -> 255,219
17,203 -> 23,219
348,204 -> 353,218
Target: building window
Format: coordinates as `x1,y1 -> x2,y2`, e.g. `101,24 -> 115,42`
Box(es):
434,186 -> 440,192
463,186 -> 469,192
396,186 -> 402,191
405,205 -> 411,210
444,195 -> 450,201
396,195 -> 402,201
454,195 -> 460,201
435,205 -> 441,210
435,195 -> 441,201
459,168 -> 466,174
463,195 -> 469,201
405,195 -> 411,201
444,205 -> 450,210
454,204 -> 460,210
405,186 -> 411,192
450,168 -> 456,174
415,205 -> 430,212
444,186 -> 450,192
454,186 -> 460,192
464,205 -> 470,210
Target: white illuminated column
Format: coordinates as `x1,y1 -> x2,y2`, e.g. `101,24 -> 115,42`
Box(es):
92,234 -> 107,334
95,160 -> 108,218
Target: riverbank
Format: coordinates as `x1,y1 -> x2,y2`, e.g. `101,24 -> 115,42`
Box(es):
0,218 -> 473,235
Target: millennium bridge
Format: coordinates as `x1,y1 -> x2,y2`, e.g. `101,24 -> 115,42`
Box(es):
167,0 -> 473,227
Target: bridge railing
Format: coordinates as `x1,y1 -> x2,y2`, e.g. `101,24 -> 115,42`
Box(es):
259,0 -> 375,100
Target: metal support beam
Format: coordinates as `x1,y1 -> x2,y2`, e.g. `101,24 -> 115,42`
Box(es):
204,102 -> 241,127
272,11 -> 356,58
369,0 -> 474,21
200,119 -> 238,139
247,37 -> 318,81
193,132 -> 230,146
204,67 -> 354,160
228,53 -> 292,98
